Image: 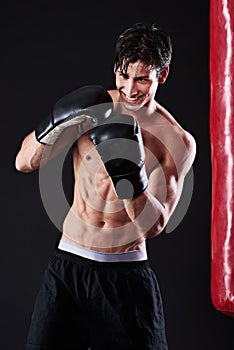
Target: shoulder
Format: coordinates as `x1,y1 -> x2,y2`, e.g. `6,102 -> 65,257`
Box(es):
154,103 -> 197,174
157,102 -> 196,145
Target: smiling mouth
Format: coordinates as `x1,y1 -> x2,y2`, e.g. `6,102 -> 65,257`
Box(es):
121,92 -> 143,104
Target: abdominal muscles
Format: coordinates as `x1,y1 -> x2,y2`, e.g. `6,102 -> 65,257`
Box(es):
62,143 -> 146,252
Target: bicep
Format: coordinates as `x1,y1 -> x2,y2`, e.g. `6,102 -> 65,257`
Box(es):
148,131 -> 196,214
148,159 -> 186,217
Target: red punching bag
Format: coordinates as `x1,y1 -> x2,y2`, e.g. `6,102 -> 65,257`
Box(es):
210,0 -> 234,316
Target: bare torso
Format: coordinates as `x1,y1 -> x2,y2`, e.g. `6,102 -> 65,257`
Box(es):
61,90 -> 191,252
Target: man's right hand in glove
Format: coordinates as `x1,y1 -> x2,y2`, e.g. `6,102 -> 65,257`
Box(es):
15,85 -> 113,172
36,85 -> 113,145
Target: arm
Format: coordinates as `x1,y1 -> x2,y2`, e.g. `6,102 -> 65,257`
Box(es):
15,85 -> 113,173
123,131 -> 197,239
88,112 -> 196,238
15,126 -> 77,172
15,131 -> 46,172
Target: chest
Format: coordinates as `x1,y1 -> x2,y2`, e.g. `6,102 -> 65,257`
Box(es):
74,127 -> 168,176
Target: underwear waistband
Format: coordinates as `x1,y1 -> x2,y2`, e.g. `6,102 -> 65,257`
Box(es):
58,240 -> 148,262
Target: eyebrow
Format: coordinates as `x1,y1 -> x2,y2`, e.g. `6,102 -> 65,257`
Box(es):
118,71 -> 150,79
135,75 -> 150,79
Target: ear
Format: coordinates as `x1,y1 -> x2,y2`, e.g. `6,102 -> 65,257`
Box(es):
158,66 -> 169,84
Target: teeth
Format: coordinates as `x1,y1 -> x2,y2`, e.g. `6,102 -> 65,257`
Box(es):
125,96 -> 138,102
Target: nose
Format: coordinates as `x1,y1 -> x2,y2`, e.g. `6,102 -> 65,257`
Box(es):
124,79 -> 137,97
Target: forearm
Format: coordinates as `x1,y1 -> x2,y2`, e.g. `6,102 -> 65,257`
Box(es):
15,126 -> 77,172
123,189 -> 167,239
15,131 -> 47,172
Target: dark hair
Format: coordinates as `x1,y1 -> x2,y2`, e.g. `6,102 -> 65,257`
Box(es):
114,23 -> 173,75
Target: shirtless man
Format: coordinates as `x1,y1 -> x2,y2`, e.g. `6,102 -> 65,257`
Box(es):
15,23 -> 196,350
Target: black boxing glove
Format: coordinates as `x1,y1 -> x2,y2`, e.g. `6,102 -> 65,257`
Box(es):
35,85 -> 113,144
89,114 -> 148,199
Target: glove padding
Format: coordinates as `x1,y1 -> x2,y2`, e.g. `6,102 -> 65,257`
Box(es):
36,85 -> 113,144
89,114 -> 148,199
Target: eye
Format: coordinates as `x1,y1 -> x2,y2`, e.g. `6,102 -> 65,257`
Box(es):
136,77 -> 148,83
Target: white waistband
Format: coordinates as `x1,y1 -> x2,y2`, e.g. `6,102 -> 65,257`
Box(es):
58,240 -> 148,262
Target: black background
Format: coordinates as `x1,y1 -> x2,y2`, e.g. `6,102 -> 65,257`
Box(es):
1,0 -> 234,349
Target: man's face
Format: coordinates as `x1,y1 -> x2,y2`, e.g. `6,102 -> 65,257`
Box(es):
115,60 -> 159,111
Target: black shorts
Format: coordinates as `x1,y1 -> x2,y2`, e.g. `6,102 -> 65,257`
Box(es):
26,249 -> 168,350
